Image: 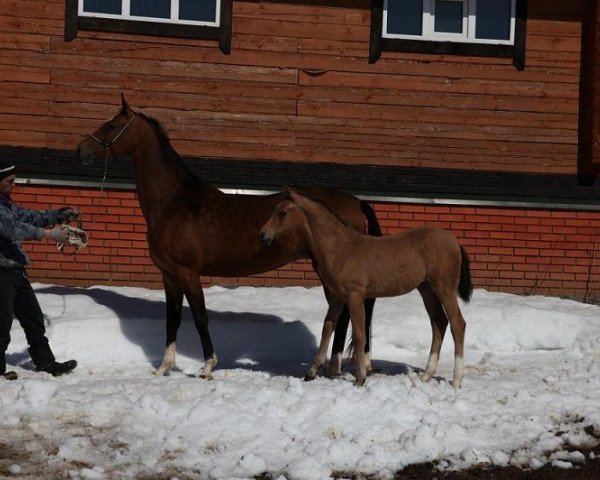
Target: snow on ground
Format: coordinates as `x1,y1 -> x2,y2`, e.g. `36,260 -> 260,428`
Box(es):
1,284 -> 599,479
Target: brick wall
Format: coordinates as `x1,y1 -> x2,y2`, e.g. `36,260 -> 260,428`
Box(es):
17,184 -> 600,302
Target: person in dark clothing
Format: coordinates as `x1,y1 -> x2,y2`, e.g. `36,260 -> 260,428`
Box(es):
0,161 -> 79,380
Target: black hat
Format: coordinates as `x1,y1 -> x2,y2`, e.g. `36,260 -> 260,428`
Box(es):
0,162 -> 16,181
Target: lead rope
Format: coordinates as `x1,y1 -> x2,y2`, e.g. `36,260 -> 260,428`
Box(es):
56,135 -> 111,255
63,113 -> 137,261
56,114 -> 132,256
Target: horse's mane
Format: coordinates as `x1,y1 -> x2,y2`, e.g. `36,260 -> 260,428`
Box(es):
138,112 -> 170,139
137,111 -> 198,185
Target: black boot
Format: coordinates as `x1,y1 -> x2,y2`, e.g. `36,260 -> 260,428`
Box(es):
29,344 -> 77,376
37,359 -> 78,377
28,343 -> 55,368
0,352 -> 17,380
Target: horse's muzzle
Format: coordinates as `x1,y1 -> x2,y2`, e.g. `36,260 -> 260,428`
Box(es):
74,146 -> 94,166
259,231 -> 273,246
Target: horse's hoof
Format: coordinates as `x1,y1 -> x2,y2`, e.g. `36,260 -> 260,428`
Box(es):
303,374 -> 316,382
200,373 -> 214,381
419,372 -> 433,383
354,378 -> 366,387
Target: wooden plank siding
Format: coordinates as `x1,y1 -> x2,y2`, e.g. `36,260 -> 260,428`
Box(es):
0,0 -> 587,174
3,0 -> 600,300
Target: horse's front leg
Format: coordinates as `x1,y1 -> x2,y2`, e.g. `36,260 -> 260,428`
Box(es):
329,298 -> 375,377
348,292 -> 367,386
184,280 -> 217,380
305,298 -> 345,381
154,275 -> 183,376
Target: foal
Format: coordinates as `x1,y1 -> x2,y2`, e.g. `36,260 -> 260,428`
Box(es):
260,188 -> 473,388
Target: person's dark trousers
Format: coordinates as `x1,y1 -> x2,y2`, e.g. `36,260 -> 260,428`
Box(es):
0,267 -> 55,371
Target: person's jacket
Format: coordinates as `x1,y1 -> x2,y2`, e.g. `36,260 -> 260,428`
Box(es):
0,193 -> 61,268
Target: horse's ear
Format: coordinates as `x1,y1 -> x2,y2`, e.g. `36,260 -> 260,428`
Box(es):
120,93 -> 132,114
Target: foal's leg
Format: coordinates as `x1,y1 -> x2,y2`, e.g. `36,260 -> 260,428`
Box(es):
347,293 -> 368,386
329,298 -> 374,377
154,276 -> 184,376
305,297 -> 345,381
435,288 -> 467,389
183,279 -> 217,380
417,283 -> 449,383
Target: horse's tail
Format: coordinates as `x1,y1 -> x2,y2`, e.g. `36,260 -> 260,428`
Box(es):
458,245 -> 473,303
360,200 -> 382,237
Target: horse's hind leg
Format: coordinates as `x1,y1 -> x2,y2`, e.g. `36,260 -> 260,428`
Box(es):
183,279 -> 217,380
154,275 -> 184,376
329,304 -> 349,377
417,283 -> 449,384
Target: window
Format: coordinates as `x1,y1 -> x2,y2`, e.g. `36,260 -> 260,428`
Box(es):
370,0 -> 527,69
79,0 -> 220,27
65,0 -> 233,54
384,0 -> 514,44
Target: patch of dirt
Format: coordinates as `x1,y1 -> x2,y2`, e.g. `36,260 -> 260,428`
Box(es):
393,453 -> 600,480
2,433 -> 599,480
331,440 -> 600,480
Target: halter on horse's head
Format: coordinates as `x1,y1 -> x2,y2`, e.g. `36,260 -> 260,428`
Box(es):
76,94 -> 138,167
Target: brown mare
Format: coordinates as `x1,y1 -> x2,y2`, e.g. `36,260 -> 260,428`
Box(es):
75,96 -> 381,379
260,187 -> 473,387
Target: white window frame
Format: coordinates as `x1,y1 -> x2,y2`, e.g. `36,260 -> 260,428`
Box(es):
79,0 -> 221,28
383,0 -> 516,46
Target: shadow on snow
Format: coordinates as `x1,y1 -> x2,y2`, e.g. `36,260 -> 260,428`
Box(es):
28,285 -> 319,377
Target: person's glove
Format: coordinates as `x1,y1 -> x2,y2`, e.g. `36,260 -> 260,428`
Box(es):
56,207 -> 79,224
50,226 -> 70,244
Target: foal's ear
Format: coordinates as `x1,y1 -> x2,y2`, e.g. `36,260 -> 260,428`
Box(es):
284,186 -> 301,202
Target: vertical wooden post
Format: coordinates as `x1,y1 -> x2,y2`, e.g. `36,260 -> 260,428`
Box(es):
219,0 -> 233,55
64,0 -> 78,42
578,0 -> 600,184
369,0 -> 383,64
593,1 -> 600,168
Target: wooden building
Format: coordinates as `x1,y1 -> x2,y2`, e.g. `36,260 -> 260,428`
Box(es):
1,0 -> 600,300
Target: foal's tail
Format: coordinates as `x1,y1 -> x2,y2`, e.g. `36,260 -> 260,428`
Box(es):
458,245 -> 473,303
360,201 -> 382,237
